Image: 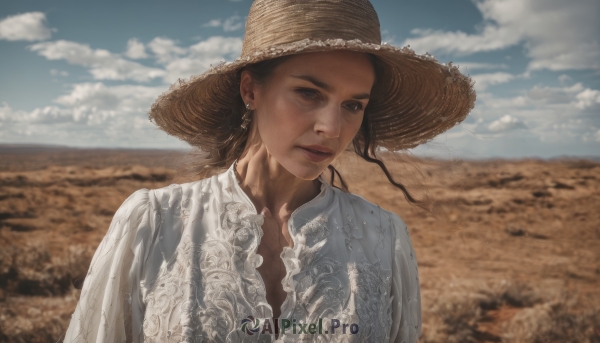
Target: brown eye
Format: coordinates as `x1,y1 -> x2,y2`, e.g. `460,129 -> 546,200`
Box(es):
345,102 -> 364,113
296,88 -> 320,100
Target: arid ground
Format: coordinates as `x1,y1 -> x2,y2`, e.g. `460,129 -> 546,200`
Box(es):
0,145 -> 598,342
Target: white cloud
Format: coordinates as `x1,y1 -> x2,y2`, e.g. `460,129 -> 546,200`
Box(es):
575,88 -> 600,110
527,83 -> 584,104
467,83 -> 600,145
125,38 -> 148,59
0,35 -> 244,147
139,35 -> 242,82
455,62 -> 508,72
202,15 -> 244,32
188,36 -> 242,58
222,15 -> 244,32
53,83 -> 164,124
0,83 -> 185,148
403,0 -> 600,71
415,82 -> 600,158
55,82 -> 164,118
202,19 -> 222,28
27,35 -> 243,85
471,72 -> 517,91
524,82 -> 600,113
2,83 -> 164,125
0,12 -> 53,41
558,74 -> 573,85
50,69 -> 69,77
0,102 -> 16,121
161,36 -> 242,83
1,102 -> 71,125
148,37 -> 187,64
405,26 -> 520,56
29,40 -> 165,82
488,114 -> 527,132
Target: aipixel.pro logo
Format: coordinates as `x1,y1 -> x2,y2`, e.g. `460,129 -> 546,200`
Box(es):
240,316 -> 262,335
240,316 -> 359,336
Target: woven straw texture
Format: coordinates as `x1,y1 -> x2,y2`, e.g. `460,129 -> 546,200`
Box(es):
149,0 -> 476,152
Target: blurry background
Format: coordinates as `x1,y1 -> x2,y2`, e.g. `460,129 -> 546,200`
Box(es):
0,0 -> 599,342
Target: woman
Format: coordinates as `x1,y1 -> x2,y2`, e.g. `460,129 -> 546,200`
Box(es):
64,0 -> 475,342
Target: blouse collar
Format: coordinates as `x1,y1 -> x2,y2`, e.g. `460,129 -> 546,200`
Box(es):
223,159 -> 332,216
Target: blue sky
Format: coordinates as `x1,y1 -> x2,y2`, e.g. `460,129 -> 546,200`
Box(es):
0,0 -> 598,158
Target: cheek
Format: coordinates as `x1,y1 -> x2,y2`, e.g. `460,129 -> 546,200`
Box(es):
341,115 -> 364,144
258,93 -> 310,146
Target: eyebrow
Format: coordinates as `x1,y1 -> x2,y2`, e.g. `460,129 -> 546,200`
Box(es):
291,75 -> 370,100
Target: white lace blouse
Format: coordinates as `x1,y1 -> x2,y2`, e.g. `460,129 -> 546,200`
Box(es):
63,162 -> 421,343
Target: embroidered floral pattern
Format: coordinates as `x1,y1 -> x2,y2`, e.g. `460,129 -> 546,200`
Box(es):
351,261 -> 393,342
142,238 -> 195,342
137,167 -> 411,343
300,214 -> 330,247
292,258 -> 345,342
142,287 -> 181,341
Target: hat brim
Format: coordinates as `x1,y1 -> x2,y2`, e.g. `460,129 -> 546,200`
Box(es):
149,38 -> 476,151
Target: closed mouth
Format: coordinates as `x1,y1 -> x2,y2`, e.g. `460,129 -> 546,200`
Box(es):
300,145 -> 334,155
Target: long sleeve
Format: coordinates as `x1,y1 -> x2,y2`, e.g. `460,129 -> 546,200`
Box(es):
389,213 -> 422,343
63,189 -> 154,343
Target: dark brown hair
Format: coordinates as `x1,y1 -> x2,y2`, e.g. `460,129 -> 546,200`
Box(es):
175,53 -> 424,207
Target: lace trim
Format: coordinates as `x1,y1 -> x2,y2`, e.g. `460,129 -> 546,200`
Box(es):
228,161 -> 331,320
142,163 -> 397,342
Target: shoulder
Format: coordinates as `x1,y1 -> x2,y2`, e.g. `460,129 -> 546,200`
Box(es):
113,188 -> 151,221
147,175 -> 215,207
332,187 -> 380,213
332,187 -> 407,231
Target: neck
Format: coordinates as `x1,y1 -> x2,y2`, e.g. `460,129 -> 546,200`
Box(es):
235,143 -> 321,219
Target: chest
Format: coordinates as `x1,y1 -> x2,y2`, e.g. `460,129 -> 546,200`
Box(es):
140,200 -> 395,342
255,215 -> 293,319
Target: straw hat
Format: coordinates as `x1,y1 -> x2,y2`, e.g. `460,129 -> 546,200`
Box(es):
149,0 -> 476,153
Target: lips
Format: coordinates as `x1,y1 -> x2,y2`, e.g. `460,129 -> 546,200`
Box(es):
302,145 -> 334,154
298,145 -> 334,162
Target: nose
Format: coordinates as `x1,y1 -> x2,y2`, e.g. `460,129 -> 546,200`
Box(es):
314,104 -> 341,138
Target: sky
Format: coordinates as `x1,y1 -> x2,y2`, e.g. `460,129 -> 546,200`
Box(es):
0,0 -> 599,159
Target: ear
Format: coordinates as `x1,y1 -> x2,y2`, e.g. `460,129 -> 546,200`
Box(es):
240,70 -> 257,106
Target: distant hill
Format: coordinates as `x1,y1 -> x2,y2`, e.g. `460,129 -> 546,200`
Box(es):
0,144 -> 189,171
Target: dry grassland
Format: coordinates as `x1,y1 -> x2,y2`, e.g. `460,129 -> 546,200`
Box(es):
0,146 -> 598,342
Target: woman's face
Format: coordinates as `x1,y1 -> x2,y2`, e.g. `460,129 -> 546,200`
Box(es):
241,50 -> 376,180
